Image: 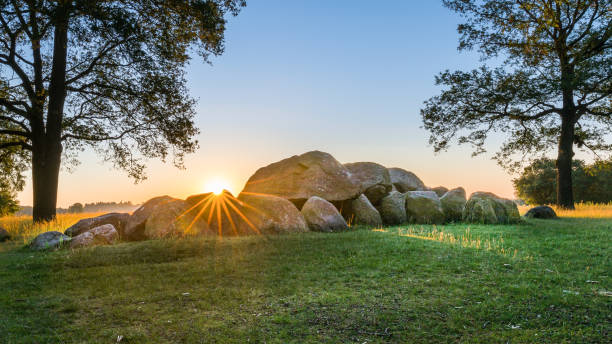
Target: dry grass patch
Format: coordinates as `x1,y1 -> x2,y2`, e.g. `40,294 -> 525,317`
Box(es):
519,202 -> 612,218
0,212 -> 104,244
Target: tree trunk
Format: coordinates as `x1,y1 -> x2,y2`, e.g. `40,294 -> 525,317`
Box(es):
31,5 -> 70,222
556,116 -> 575,209
32,142 -> 62,222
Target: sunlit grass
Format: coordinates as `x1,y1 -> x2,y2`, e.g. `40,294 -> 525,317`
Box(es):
518,202 -> 612,218
375,225 -> 526,260
0,213 -> 103,245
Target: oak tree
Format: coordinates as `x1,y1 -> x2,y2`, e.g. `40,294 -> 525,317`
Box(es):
0,0 -> 245,221
421,0 -> 611,208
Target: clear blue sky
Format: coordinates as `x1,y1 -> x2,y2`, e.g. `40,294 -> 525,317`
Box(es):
20,0 -> 524,207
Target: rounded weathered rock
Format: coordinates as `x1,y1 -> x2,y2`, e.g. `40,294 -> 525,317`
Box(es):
463,199 -> 497,224
30,231 -> 71,250
125,196 -> 176,240
144,199 -> 198,239
364,185 -> 390,206
463,192 -> 520,224
185,192 -> 214,206
430,186 -> 449,198
405,191 -> 445,224
64,212 -> 130,237
237,193 -> 309,234
70,232 -> 95,249
344,162 -> 392,205
388,168 -> 426,192
242,151 -> 360,208
440,187 -> 467,222
524,205 -> 557,219
349,194 -> 383,227
0,226 -> 10,242
376,191 -> 407,225
301,196 -> 349,232
69,224 -> 119,249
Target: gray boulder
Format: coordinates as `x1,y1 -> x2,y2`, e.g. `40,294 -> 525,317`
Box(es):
0,227 -> 10,242
376,191 -> 407,225
124,196 -> 175,240
440,187 -> 467,222
242,151 -> 360,209
347,194 -> 383,227
405,191 -> 445,224
344,162 -> 392,205
430,186 -> 449,197
301,196 -> 349,232
463,192 -> 521,224
70,224 -> 119,249
30,231 -> 71,250
525,206 -> 557,219
65,212 -> 130,237
388,168 -> 426,192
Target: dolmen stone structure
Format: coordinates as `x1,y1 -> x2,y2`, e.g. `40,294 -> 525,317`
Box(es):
29,150 -> 523,249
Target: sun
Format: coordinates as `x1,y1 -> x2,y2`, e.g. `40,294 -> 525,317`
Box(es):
204,178 -> 232,195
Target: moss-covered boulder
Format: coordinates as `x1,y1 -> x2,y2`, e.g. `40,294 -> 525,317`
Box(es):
430,186 -> 449,197
376,191 -> 407,225
405,191 -> 445,224
348,194 -> 383,227
463,192 -> 520,224
440,187 -> 467,222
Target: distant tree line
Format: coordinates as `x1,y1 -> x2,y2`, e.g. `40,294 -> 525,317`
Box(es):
14,201 -> 138,217
66,201 -> 138,214
514,158 -> 612,205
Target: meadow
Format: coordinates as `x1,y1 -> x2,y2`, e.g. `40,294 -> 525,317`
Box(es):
0,205 -> 610,343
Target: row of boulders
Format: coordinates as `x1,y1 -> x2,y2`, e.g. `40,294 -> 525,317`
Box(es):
27,150 -> 525,250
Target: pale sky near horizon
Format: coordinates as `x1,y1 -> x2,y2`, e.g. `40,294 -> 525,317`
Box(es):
18,0 -> 548,207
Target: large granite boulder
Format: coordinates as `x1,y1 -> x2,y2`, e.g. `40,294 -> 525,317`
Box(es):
376,191 -> 407,225
65,212 -> 130,237
430,186 -> 449,197
344,162 -> 392,205
301,196 -> 349,232
525,206 -> 557,219
185,192 -> 214,207
0,227 -> 10,242
405,191 -> 445,224
341,194 -> 383,227
463,192 -> 521,224
388,168 -> 426,192
124,196 -> 176,240
236,193 -> 309,234
70,224 -> 119,249
30,231 -> 71,250
144,199 -> 209,239
440,187 -> 467,222
241,151 -> 360,209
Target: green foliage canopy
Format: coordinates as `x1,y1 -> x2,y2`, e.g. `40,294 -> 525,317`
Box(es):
513,158 -> 612,204
421,0 -> 611,207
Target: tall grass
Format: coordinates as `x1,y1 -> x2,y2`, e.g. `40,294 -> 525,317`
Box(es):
0,213 -> 102,244
518,202 -> 612,218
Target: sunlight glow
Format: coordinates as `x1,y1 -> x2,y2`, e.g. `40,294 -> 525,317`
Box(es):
204,179 -> 232,195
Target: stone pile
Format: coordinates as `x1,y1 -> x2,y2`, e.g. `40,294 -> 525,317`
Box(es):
27,150 -> 525,249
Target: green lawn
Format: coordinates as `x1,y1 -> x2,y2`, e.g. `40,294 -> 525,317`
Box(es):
1,218 -> 610,343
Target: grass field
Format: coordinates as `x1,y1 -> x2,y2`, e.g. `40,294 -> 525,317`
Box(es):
0,208 -> 610,343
